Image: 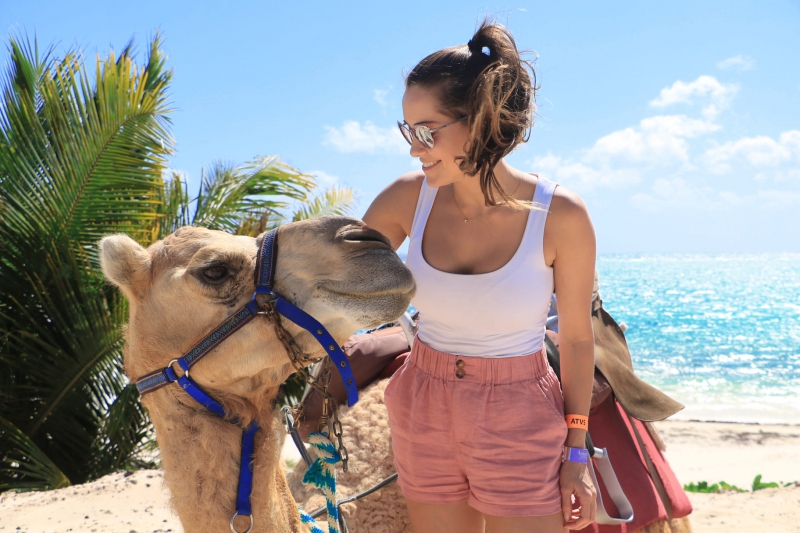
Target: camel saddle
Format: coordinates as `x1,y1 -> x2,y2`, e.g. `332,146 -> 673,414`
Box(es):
589,299 -> 683,422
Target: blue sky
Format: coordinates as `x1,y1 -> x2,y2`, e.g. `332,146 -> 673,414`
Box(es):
4,1 -> 799,253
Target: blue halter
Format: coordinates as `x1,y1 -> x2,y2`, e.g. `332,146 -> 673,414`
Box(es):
134,227 -> 359,531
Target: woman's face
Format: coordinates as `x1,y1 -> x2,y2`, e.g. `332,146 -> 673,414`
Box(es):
401,85 -> 470,188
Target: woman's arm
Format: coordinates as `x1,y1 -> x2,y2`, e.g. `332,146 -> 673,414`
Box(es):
548,189 -> 598,529
362,172 -> 424,251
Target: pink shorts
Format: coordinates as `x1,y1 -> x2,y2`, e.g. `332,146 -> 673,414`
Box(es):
383,338 -> 568,517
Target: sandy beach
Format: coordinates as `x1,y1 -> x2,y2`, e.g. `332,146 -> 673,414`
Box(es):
1,420 -> 799,533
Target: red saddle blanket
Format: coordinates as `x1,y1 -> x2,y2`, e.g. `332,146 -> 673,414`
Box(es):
577,395 -> 692,532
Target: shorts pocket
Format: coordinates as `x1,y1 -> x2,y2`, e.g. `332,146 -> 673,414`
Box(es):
383,357 -> 410,408
533,371 -> 566,425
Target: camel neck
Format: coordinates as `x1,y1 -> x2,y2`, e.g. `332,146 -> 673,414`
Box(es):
146,393 -> 307,533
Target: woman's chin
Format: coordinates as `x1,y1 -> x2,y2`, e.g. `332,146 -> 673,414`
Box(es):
422,169 -> 453,189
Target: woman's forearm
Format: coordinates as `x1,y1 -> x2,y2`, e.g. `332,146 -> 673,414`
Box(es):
559,337 -> 595,448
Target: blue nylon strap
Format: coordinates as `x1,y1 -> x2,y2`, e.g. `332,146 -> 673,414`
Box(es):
177,375 -> 228,418
236,424 -> 260,516
273,295 -> 359,406
254,229 -> 278,289
176,375 -> 260,520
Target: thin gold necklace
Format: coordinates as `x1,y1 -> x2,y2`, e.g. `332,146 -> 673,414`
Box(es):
451,184 -> 490,223
450,180 -> 522,223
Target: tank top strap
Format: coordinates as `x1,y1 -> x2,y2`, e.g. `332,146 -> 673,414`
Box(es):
409,177 -> 438,244
517,176 -> 558,264
532,176 -> 557,211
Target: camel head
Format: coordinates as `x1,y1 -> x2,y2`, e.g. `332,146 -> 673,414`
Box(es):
100,217 -> 416,408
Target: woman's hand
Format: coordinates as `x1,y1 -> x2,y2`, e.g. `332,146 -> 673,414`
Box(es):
560,459 -> 597,529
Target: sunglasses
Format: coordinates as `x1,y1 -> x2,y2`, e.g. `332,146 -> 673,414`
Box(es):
397,117 -> 467,149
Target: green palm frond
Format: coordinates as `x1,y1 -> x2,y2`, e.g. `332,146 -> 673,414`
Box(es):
0,242 -> 134,485
0,417 -> 70,492
149,170 -> 192,241
0,33 -> 173,260
90,383 -> 159,473
0,34 -> 168,492
292,185 -> 357,221
192,156 -> 316,233
233,209 -> 285,237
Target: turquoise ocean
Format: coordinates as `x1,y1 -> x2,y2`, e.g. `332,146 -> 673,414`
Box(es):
596,254 -> 800,425
400,252 -> 800,425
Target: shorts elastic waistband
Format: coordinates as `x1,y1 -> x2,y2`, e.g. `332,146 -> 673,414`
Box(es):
409,337 -> 550,384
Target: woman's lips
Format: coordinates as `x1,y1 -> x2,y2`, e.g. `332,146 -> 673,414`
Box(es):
422,160 -> 440,171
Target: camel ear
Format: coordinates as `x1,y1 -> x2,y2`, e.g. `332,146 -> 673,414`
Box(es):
99,234 -> 151,300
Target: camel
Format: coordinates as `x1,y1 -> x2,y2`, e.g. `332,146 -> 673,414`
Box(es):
99,217 -> 416,533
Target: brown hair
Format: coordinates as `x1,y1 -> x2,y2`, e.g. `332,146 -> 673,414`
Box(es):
406,19 -> 537,208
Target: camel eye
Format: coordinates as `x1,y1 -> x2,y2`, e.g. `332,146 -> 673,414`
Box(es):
202,265 -> 229,282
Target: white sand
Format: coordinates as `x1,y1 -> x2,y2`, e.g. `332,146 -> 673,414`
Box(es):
654,420 -> 800,488
1,420 -> 799,533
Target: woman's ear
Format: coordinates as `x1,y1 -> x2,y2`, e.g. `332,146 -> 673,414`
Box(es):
98,234 -> 152,301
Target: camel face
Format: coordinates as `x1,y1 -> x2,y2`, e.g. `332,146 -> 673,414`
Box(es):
272,217 -> 416,335
100,217 -> 416,393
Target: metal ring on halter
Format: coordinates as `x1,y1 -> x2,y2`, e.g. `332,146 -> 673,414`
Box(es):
230,512 -> 254,533
167,359 -> 188,380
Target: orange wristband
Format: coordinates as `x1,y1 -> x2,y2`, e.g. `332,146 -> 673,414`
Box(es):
565,414 -> 588,430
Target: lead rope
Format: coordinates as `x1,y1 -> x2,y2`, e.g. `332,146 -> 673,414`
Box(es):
298,432 -> 343,533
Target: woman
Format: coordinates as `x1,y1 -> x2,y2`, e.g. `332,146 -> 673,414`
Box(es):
363,20 -> 597,532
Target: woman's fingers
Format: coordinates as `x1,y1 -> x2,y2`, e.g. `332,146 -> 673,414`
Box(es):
565,479 -> 597,529
561,489 -> 575,523
561,463 -> 598,529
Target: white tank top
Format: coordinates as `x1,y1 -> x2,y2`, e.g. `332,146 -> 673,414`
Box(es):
405,177 -> 557,358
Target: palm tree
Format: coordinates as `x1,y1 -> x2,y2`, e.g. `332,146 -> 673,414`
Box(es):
0,34 -> 355,493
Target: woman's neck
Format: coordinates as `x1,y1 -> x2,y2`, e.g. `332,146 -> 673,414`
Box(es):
450,159 -> 521,215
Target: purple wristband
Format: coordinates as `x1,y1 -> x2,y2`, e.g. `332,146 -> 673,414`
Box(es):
562,446 -> 589,464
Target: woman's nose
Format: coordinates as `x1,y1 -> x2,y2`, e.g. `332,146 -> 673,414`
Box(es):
409,137 -> 427,158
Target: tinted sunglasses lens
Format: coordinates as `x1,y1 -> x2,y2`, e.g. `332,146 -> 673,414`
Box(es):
415,126 -> 434,148
398,122 -> 413,145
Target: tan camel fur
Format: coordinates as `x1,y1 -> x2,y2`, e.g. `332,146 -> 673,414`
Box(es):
289,378 -> 694,533
100,217 -> 416,533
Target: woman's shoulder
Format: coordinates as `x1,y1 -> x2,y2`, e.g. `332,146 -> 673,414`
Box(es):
369,170 -> 426,213
362,171 -> 426,249
549,181 -> 590,220
387,170 -> 427,197
546,181 -> 595,246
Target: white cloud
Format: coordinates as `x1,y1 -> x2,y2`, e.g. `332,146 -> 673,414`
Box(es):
649,75 -> 738,118
530,74 -> 800,219
704,130 -> 800,174
629,178 -> 745,212
324,120 -> 407,154
756,190 -> 800,208
308,170 -> 339,186
717,55 -> 755,71
533,113 -> 721,192
531,153 -> 640,190
586,115 -> 720,166
373,89 -> 389,107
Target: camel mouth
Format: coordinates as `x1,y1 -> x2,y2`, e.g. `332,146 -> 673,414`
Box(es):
338,227 -> 392,248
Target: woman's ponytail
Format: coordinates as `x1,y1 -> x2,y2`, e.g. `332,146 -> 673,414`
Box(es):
406,19 -> 537,208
